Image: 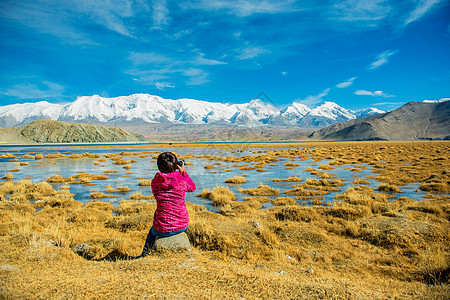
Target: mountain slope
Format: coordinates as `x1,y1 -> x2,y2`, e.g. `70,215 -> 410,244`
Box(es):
0,94 -> 383,128
309,101 -> 450,141
0,119 -> 146,143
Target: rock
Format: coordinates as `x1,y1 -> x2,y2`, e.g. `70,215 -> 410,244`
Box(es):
274,270 -> 289,276
285,255 -> 296,262
152,232 -> 191,252
250,221 -> 260,228
1,265 -> 19,271
72,243 -> 94,259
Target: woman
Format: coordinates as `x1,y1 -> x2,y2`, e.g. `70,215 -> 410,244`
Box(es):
139,151 -> 196,257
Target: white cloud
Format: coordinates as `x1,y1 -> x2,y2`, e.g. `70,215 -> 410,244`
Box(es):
238,46 -> 270,60
296,88 -> 330,107
0,80 -> 66,99
355,90 -> 395,97
0,1 -> 97,45
194,54 -> 227,65
336,77 -> 357,88
155,82 -> 175,90
152,0 -> 170,29
330,0 -> 391,22
127,52 -> 218,87
404,0 -> 441,26
182,0 -> 298,17
128,52 -> 170,66
183,68 -> 210,86
368,50 -> 398,69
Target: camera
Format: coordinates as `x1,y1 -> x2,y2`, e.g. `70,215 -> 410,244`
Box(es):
177,160 -> 184,167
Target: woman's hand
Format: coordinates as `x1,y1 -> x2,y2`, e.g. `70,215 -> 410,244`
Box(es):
177,160 -> 186,175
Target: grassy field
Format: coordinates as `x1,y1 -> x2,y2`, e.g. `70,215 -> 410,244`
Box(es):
0,141 -> 449,299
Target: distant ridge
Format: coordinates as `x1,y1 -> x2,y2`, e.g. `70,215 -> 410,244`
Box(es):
0,119 -> 146,143
0,93 -> 383,129
309,101 -> 450,141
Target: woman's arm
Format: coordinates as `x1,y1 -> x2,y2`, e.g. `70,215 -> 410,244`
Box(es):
178,161 -> 196,192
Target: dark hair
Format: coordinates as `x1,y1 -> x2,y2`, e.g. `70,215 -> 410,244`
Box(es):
157,152 -> 178,173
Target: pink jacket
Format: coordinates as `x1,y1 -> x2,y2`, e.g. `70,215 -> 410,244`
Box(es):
151,171 -> 196,233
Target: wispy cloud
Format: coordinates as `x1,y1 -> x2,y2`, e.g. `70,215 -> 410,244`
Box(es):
368,50 -> 398,69
183,68 -> 210,86
182,0 -> 298,17
194,54 -> 227,65
355,90 -> 395,97
336,77 -> 357,88
0,80 -> 66,100
296,88 -> 330,107
330,0 -> 391,22
152,0 -> 170,29
155,82 -> 175,90
403,0 -> 442,26
238,46 -> 270,60
0,1 -> 97,45
127,51 -> 226,88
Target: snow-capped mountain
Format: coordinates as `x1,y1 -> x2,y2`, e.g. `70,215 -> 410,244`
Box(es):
0,94 -> 384,128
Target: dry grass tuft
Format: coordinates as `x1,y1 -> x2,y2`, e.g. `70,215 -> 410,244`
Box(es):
90,192 -> 119,199
273,176 -> 303,183
272,197 -> 297,206
353,178 -> 371,185
1,173 -> 14,180
138,180 -> 152,186
196,186 -> 236,207
129,192 -> 155,200
377,185 -> 403,193
224,176 -> 246,184
243,196 -> 272,203
239,183 -> 280,196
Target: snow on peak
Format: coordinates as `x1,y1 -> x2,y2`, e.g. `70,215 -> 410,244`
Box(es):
0,93 -> 386,128
423,98 -> 450,103
309,101 -> 354,120
280,102 -> 311,118
0,101 -> 64,123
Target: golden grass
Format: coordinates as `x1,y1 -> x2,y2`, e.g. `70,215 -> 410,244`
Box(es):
90,192 -> 119,199
196,186 -> 236,207
45,153 -> 67,159
1,173 -> 13,180
353,178 -> 371,185
243,196 -> 272,203
239,183 -> 280,196
273,176 -> 303,183
138,180 -> 152,186
129,192 -> 155,200
0,141 -> 449,299
106,187 -> 131,193
377,185 -> 404,193
224,176 -> 246,184
272,197 -> 297,206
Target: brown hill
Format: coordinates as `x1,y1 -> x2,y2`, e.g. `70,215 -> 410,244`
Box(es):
309,101 -> 450,141
0,119 -> 147,143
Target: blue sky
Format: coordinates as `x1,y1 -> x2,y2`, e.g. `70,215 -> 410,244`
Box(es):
0,0 -> 449,111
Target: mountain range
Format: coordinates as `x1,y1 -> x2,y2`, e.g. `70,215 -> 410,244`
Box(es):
0,94 -> 384,128
310,101 -> 450,141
